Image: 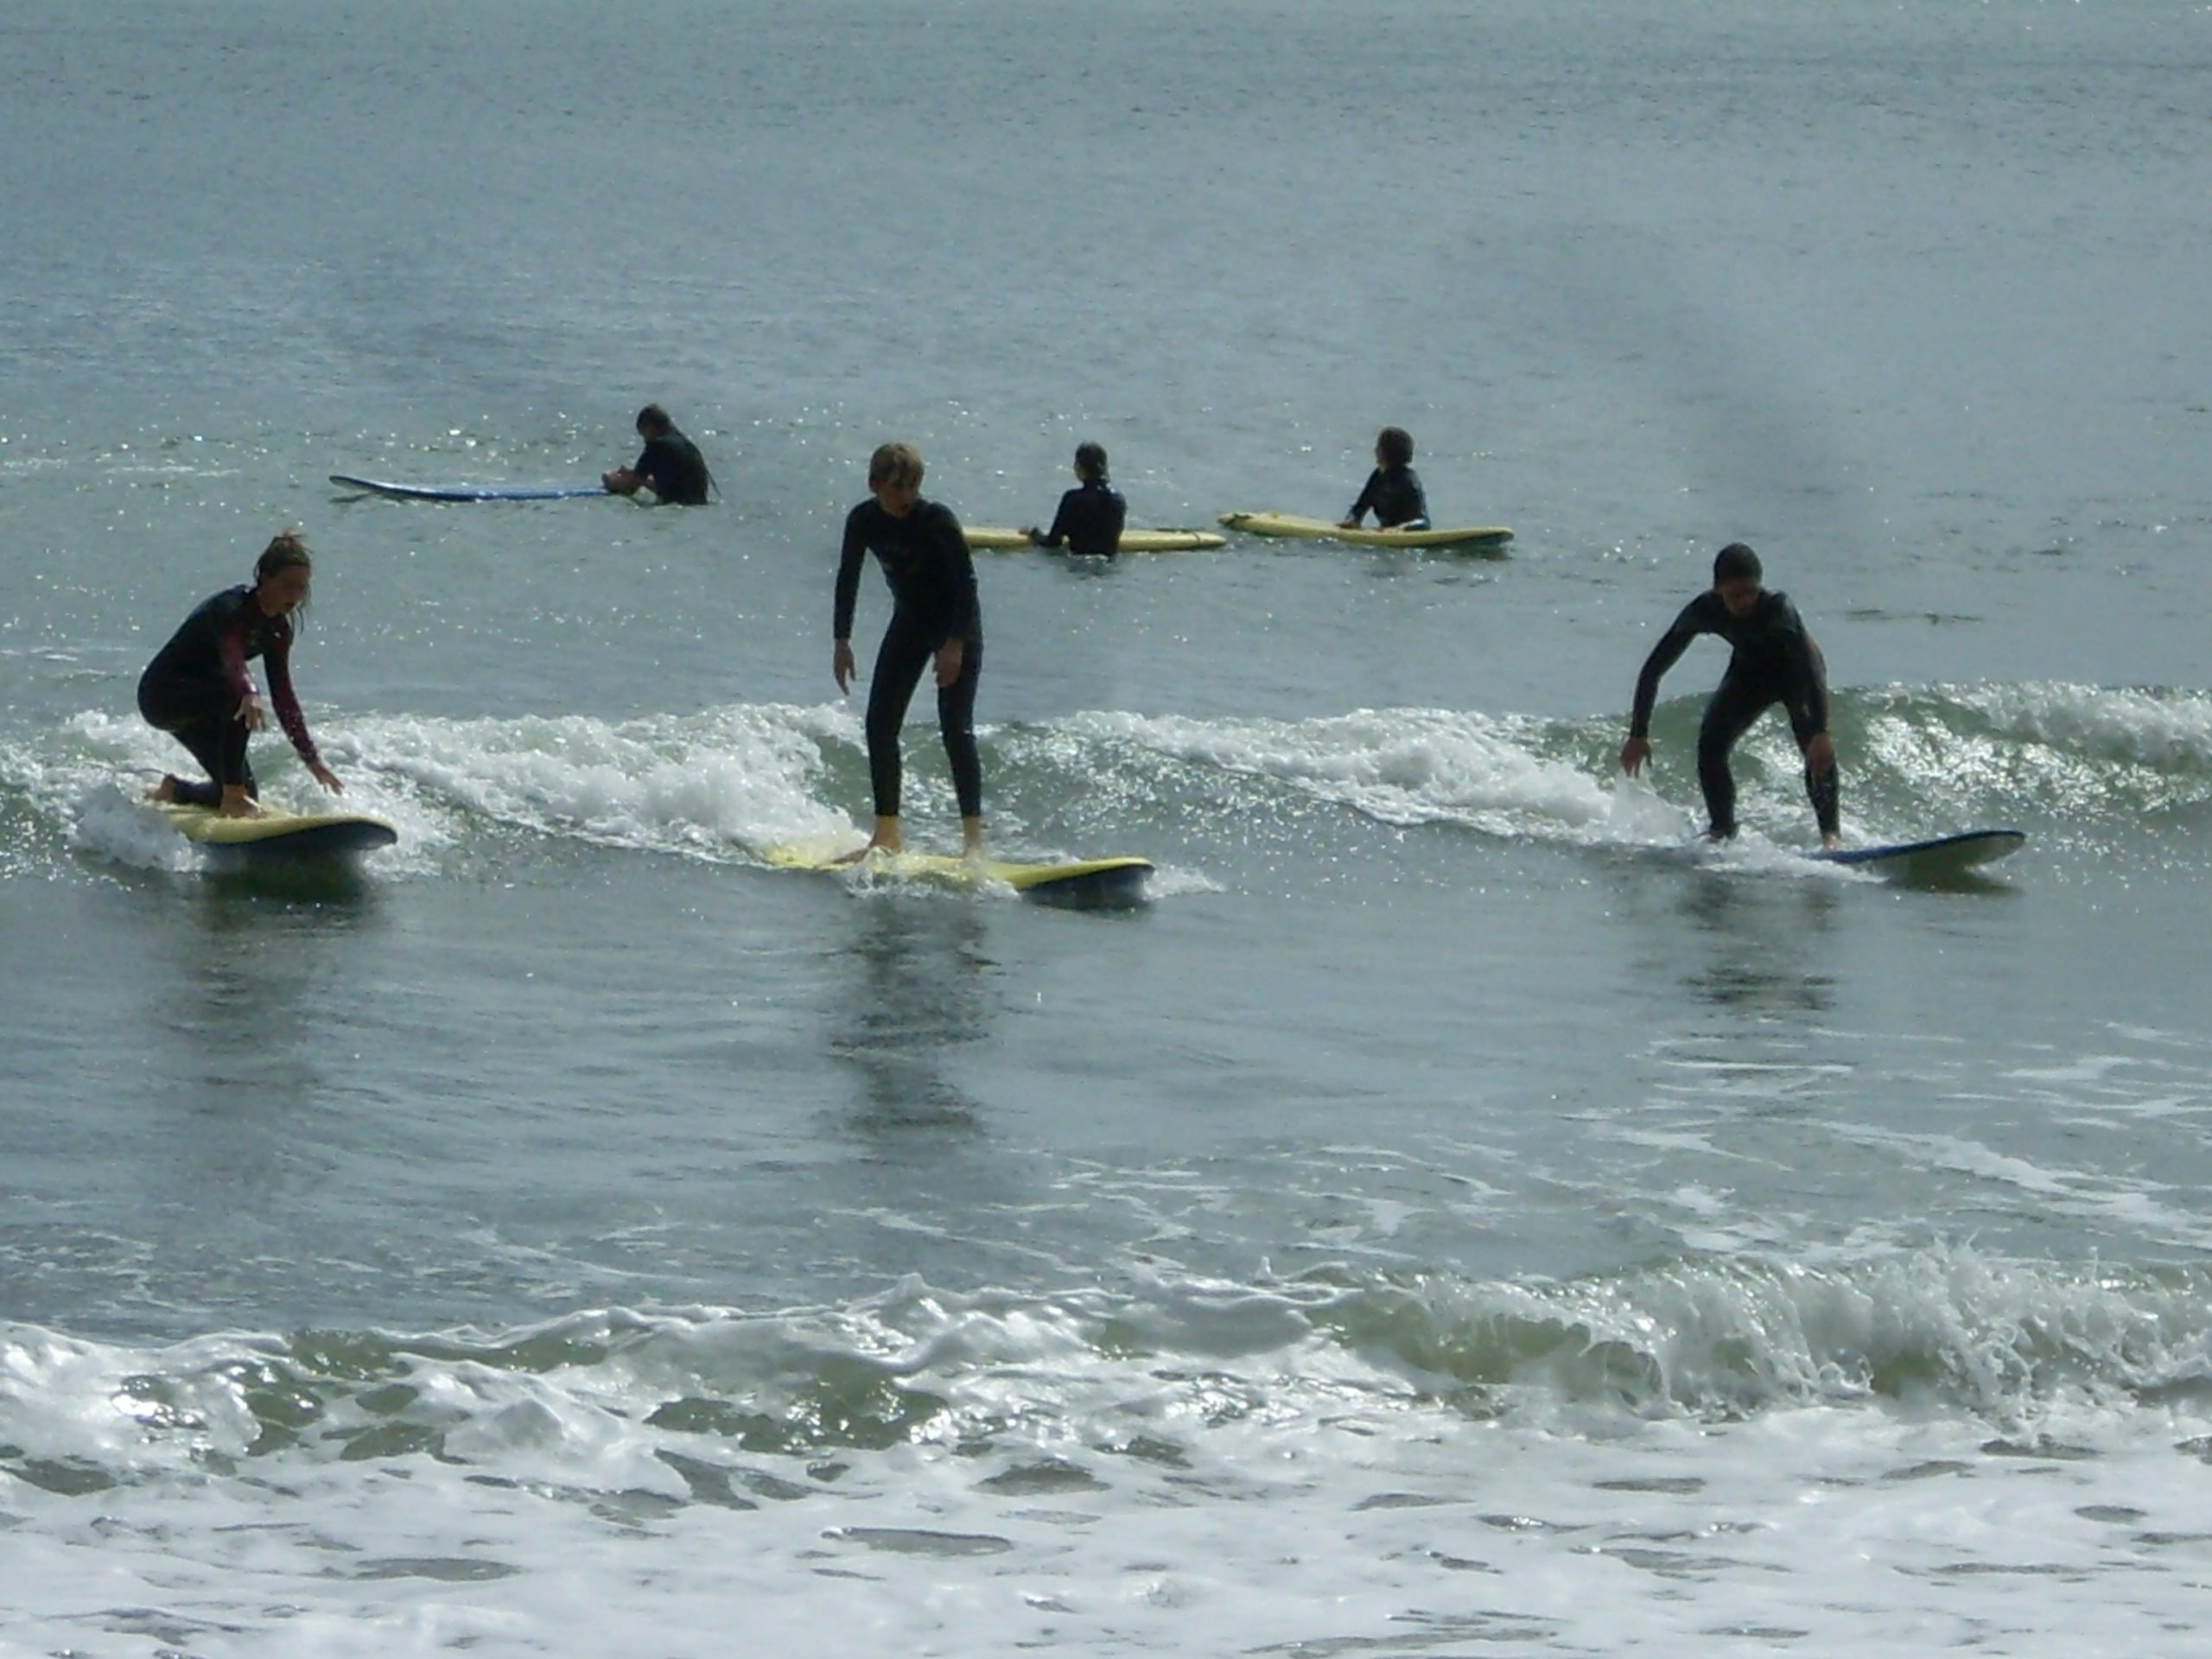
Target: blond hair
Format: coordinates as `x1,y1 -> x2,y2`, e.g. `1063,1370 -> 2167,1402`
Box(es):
868,442 -> 925,489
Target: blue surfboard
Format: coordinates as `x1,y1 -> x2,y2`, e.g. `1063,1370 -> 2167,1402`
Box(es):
1813,829 -> 2025,879
330,473 -> 607,502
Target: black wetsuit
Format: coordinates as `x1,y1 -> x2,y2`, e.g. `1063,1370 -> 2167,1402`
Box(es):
137,586 -> 321,808
1346,465 -> 1429,530
1029,480 -> 1128,557
835,498 -> 984,820
632,429 -> 712,505
1629,588 -> 1838,840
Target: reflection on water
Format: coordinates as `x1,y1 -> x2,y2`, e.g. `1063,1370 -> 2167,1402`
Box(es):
827,898 -> 995,1137
154,880 -> 380,1152
1674,872 -> 1839,1015
1615,861 -> 1840,1019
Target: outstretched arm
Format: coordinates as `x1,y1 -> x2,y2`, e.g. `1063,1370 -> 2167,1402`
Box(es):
1622,605 -> 1705,771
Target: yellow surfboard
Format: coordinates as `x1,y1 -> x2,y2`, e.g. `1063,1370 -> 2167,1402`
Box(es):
766,838 -> 1153,908
1217,511 -> 1513,550
156,803 -> 398,857
963,525 -> 1227,552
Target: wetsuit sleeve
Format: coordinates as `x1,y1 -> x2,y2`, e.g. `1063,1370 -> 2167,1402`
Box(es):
834,505 -> 868,640
217,604 -> 257,706
1628,600 -> 1712,738
263,623 -> 321,766
1345,469 -> 1383,523
1036,487 -> 1080,550
1776,599 -> 1831,734
932,507 -> 982,640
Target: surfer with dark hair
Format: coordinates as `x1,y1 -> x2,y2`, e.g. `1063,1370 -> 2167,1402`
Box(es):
1619,541 -> 1840,848
139,531 -> 345,817
603,404 -> 715,505
1023,441 -> 1128,556
833,442 -> 986,861
1340,425 -> 1430,531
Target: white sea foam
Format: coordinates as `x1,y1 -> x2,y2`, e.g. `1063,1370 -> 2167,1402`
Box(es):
7,1256 -> 2212,1657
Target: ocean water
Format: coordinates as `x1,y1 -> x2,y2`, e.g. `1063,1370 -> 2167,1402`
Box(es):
6,2 -> 2212,1654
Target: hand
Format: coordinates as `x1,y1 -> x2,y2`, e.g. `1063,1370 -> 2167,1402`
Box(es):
1802,732 -> 1836,777
237,694 -> 269,732
309,761 -> 344,794
1620,735 -> 1651,776
933,638 -> 965,689
602,467 -> 639,496
833,639 -> 855,693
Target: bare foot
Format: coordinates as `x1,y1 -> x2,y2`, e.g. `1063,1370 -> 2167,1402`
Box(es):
144,775 -> 180,804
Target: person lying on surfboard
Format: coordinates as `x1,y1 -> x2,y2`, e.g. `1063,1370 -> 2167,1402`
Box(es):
1021,441 -> 1127,556
1339,425 -> 1430,531
601,403 -> 715,505
833,442 -> 986,861
1619,541 -> 1841,849
138,530 -> 346,817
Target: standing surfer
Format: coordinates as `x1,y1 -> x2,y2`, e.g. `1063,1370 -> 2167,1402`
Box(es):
833,442 -> 986,861
1620,541 -> 1840,848
139,531 -> 345,817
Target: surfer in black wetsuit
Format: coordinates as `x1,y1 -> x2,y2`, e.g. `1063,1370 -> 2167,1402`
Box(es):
138,531 -> 346,817
833,442 -> 985,860
602,404 -> 715,505
1023,442 -> 1128,557
1340,426 -> 1430,531
1620,542 -> 1840,848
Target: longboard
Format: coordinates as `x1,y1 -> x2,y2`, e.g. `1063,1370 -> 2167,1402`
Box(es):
963,525 -> 1227,553
766,840 -> 1153,908
156,803 -> 399,858
1218,511 -> 1513,550
1813,829 -> 2025,880
330,473 -> 607,502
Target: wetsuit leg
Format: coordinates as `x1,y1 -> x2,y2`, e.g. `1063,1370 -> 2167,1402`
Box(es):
1785,698 -> 1841,840
139,674 -> 253,809
1695,673 -> 1777,839
862,615 -> 936,820
936,636 -> 982,819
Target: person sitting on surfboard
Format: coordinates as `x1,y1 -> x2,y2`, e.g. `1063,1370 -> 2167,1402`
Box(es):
138,531 -> 346,817
1339,426 -> 1430,531
833,442 -> 985,861
1619,541 -> 1840,849
1021,441 -> 1128,557
602,404 -> 714,505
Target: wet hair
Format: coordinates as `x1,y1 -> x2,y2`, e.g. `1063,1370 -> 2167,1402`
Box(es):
254,529 -> 313,624
1074,441 -> 1109,484
1713,542 -> 1763,585
1376,426 -> 1414,468
636,403 -> 672,435
868,442 -> 925,489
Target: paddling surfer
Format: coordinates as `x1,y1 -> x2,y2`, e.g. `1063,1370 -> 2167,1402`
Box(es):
832,442 -> 985,861
1022,441 -> 1127,557
1619,541 -> 1840,849
602,404 -> 715,505
1339,426 -> 1430,531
